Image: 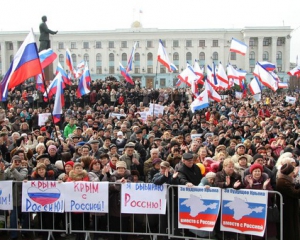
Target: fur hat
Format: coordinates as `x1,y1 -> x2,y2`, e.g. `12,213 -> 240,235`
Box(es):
205,172 -> 216,179
116,161 -> 127,169
250,163 -> 263,174
280,163 -> 294,175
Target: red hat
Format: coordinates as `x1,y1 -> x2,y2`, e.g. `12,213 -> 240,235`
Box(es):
65,161 -> 74,167
269,138 -> 276,144
250,163 -> 263,174
40,126 -> 47,131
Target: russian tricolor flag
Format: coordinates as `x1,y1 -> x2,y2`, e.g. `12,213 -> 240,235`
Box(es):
36,71 -> 45,93
259,61 -> 276,72
43,76 -> 65,101
230,38 -> 248,56
77,62 -> 91,98
66,48 -> 74,75
39,48 -> 57,69
0,30 -> 42,101
52,72 -> 65,123
278,82 -> 288,89
56,62 -> 71,85
119,63 -> 134,85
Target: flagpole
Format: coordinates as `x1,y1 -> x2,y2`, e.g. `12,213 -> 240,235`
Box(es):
153,59 -> 159,118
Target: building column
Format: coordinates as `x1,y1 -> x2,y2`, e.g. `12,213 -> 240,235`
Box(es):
284,37 -> 291,72
271,37 -> 277,66
244,37 -> 249,71
257,37 -> 263,62
13,41 -> 18,56
1,41 -> 6,75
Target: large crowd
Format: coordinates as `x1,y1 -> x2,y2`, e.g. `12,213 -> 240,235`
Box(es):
1,78 -> 300,240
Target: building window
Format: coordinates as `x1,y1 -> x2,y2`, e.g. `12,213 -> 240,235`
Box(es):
160,78 -> 166,87
135,41 -> 140,48
10,55 -> 14,63
212,52 -> 218,60
199,40 -> 205,47
96,53 -> 102,62
134,53 -> 140,61
109,41 -> 114,48
58,42 -> 64,49
249,51 -> 255,60
146,41 -> 153,48
276,51 -> 282,60
71,54 -> 77,64
249,38 -> 255,46
109,53 -> 114,61
263,38 -> 271,46
18,41 -> 23,48
121,41 -> 127,48
160,66 -> 166,73
0,56 -> 1,63
147,67 -> 153,73
109,66 -> 114,74
96,66 -> 102,74
173,40 -> 179,47
161,40 -> 166,47
122,53 -> 127,61
186,52 -> 192,61
212,40 -> 218,47
250,66 -> 255,72
59,54 -> 64,63
83,42 -> 89,49
173,52 -> 179,61
134,67 -> 140,73
71,42 -> 76,49
84,53 -> 89,62
277,66 -> 282,72
147,52 -> 153,61
263,51 -> 269,61
8,42 -> 13,50
277,38 -> 284,46
96,41 -> 102,48
186,40 -> 192,47
230,52 -> 236,60
199,52 -> 205,60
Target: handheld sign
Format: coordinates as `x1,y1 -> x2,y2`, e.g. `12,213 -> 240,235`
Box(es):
0,181 -> 13,210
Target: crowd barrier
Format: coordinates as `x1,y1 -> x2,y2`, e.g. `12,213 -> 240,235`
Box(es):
0,181 -> 283,240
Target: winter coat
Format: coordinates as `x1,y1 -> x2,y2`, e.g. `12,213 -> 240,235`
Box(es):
215,169 -> 243,189
88,170 -> 110,182
276,173 -> 300,240
67,169 -> 89,182
177,163 -> 202,186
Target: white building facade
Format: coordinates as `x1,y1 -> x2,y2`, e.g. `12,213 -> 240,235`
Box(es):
0,24 -> 292,88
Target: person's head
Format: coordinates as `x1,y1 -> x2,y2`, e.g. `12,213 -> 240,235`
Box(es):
235,143 -> 246,155
11,155 -> 21,167
238,155 -> 248,167
116,161 -> 127,175
90,140 -> 99,150
89,159 -> 102,171
280,163 -> 295,177
81,145 -> 90,156
131,170 -> 140,182
65,161 -> 74,173
253,154 -> 264,166
125,143 -> 135,156
36,163 -> 47,177
73,162 -> 83,174
48,145 -> 57,156
150,148 -> 159,159
223,158 -> 235,176
100,153 -> 109,166
152,158 -> 162,170
159,161 -> 170,174
42,16 -> 47,22
250,163 -> 263,180
110,154 -> 119,166
182,153 -> 194,168
205,172 -> 216,185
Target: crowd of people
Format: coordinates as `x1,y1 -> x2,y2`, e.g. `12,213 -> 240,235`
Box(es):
1,78 -> 300,240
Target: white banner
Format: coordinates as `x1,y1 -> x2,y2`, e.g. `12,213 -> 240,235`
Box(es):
0,180 -> 13,210
149,103 -> 164,116
64,182 -> 108,213
121,183 -> 167,214
178,186 -> 221,231
285,96 -> 296,104
38,113 -> 51,126
136,112 -> 147,122
191,134 -> 203,140
253,93 -> 261,102
22,181 -> 64,212
221,188 -> 268,237
110,113 -> 127,119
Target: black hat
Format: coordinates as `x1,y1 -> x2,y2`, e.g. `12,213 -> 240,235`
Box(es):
280,163 -> 294,175
253,154 -> 264,162
154,137 -> 162,141
182,153 -> 193,161
136,129 -> 143,134
89,140 -> 100,144
36,154 -> 49,160
109,144 -> 117,149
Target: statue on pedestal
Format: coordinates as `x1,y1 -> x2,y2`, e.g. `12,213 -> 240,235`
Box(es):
39,16 -> 58,52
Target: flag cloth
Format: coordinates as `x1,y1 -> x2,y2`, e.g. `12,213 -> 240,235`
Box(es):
230,38 -> 248,56
204,80 -> 221,102
253,62 -> 278,92
170,63 -> 178,72
35,71 -> 45,93
52,72 -> 65,123
193,60 -> 204,85
0,30 -> 42,101
176,79 -> 182,87
249,77 -> 262,95
126,42 -> 137,72
157,39 -> 173,72
190,89 -> 209,113
287,66 -> 300,77
77,62 -> 91,98
278,82 -> 288,89
216,62 -> 228,89
43,75 -> 65,101
235,92 -> 243,99
74,60 -> 85,78
56,62 -> 71,85
259,61 -> 276,72
119,62 -> 134,85
66,48 -> 74,75
206,65 -> 218,91
178,63 -> 198,87
39,48 -> 57,69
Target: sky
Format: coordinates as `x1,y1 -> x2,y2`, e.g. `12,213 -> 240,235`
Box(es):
0,0 -> 299,63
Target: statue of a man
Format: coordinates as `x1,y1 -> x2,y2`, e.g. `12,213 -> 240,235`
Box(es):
39,16 -> 58,52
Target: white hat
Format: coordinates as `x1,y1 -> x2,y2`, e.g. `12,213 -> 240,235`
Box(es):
117,131 -> 123,136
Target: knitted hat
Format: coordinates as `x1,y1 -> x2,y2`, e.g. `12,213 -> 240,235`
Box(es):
36,163 -> 46,170
205,172 -> 216,179
152,158 -> 162,165
280,163 -> 294,175
235,143 -> 245,151
55,160 -> 64,170
116,161 -> 127,169
250,163 -> 263,174
65,161 -> 74,168
253,154 -> 264,162
48,145 -> 57,153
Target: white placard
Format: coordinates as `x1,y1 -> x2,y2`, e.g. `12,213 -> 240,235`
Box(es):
149,103 -> 164,116
110,113 -> 127,119
38,113 -> 51,126
63,182 -> 108,213
191,134 -> 203,140
0,180 -> 13,210
121,183 -> 167,214
22,181 -> 64,212
285,96 -> 296,104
